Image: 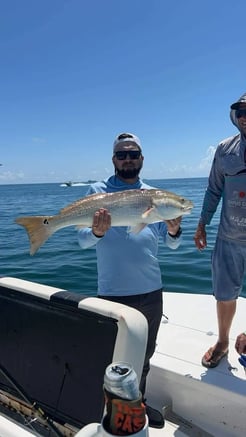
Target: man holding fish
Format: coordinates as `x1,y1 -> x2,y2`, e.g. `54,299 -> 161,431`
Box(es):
15,132 -> 193,427
78,132 -> 188,428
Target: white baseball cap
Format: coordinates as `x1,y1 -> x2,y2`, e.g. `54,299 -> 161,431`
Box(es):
113,132 -> 142,151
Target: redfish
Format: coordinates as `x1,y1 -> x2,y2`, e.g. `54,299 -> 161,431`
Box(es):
15,189 -> 193,255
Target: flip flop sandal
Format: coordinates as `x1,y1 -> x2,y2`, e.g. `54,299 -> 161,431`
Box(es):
202,347 -> 228,368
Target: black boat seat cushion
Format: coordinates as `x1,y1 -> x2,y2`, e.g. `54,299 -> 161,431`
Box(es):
0,282 -> 118,428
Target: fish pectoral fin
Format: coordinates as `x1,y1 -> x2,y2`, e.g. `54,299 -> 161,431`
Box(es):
142,206 -> 162,221
128,223 -> 147,234
141,206 -> 155,219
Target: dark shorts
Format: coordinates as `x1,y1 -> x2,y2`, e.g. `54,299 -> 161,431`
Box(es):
212,238 -> 246,301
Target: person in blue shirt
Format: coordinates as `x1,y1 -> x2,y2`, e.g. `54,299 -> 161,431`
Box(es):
78,132 -> 182,428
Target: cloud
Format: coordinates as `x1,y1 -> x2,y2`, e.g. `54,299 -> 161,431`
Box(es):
144,145 -> 217,179
198,146 -> 216,170
0,170 -> 25,182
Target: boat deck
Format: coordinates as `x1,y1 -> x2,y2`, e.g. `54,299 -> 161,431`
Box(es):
146,292 -> 246,437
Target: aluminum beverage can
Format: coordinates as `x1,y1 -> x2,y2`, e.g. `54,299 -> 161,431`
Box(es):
104,361 -> 140,400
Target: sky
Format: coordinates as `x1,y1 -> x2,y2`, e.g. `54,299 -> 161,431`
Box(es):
1,0 -> 246,184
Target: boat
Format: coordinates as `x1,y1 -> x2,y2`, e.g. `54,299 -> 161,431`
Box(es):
61,181 -> 73,187
60,180 -> 97,187
0,276 -> 245,436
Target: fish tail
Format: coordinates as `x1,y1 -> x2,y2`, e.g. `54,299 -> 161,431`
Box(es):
15,216 -> 54,255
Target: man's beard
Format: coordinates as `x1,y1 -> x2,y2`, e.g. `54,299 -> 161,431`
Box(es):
116,166 -> 142,179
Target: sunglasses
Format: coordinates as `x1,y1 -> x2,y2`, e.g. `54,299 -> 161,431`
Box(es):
235,109 -> 246,119
114,150 -> 141,160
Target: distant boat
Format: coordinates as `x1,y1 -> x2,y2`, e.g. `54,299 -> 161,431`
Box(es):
60,180 -> 97,187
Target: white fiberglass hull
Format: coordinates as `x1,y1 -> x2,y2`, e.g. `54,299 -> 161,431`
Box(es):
0,277 -> 245,437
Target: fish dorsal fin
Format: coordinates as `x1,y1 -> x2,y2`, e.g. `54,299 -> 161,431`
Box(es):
59,192 -> 108,214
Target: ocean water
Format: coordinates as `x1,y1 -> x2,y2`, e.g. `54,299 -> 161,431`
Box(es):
1,178 -> 245,298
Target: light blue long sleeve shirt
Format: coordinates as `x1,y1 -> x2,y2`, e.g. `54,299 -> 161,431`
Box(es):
78,176 -> 182,296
